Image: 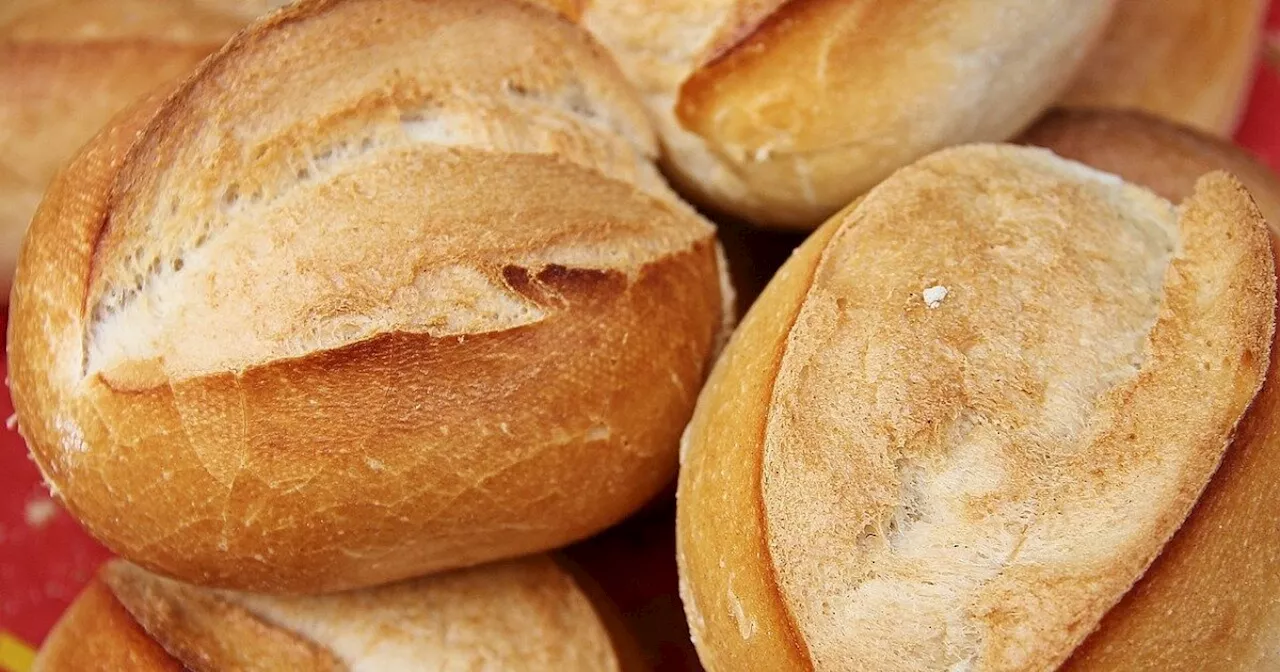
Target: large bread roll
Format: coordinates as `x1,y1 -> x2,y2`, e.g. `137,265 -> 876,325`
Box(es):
0,0 -> 246,301
1061,0 -> 1268,136
34,556 -> 631,671
676,143 -> 1275,671
571,0 -> 1115,229
1020,108 -> 1280,670
9,0 -> 727,593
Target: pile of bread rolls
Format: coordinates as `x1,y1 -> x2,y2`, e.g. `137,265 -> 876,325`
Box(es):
5,0 -> 1277,669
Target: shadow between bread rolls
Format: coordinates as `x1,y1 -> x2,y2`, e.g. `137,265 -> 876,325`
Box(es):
676,142 -> 1276,670
8,0 -> 729,593
33,556 -> 637,671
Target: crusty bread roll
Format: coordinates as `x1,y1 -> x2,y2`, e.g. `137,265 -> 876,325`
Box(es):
9,0 -> 727,593
0,0 -> 246,301
34,556 -> 630,671
569,0 -> 1115,229
1020,108 -> 1280,670
1060,0 -> 1268,136
676,143 -> 1275,671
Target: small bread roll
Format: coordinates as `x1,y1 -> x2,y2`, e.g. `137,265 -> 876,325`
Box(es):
0,0 -> 244,300
677,144 -> 1275,671
34,556 -> 631,671
1061,0 -> 1268,136
1021,109 -> 1280,670
10,0 -> 727,593
572,0 -> 1115,229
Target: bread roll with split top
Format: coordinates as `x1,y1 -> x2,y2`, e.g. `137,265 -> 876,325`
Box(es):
33,556 -> 633,671
676,143 -> 1275,671
1020,108 -> 1280,671
0,0 -> 246,300
8,0 -> 729,593
566,0 -> 1116,229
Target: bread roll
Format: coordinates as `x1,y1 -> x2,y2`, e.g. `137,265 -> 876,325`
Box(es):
1060,0 -> 1268,136
1020,108 -> 1280,671
676,143 -> 1275,671
34,556 -> 630,671
571,0 -> 1115,229
9,0 -> 727,593
0,0 -> 245,301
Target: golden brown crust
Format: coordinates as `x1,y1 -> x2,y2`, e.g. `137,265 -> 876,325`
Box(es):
10,0 -> 723,593
228,555 -> 623,670
104,561 -> 345,672
677,216 -> 844,671
1020,109 -> 1280,671
0,0 -> 244,300
581,0 -> 1115,228
678,144 -> 1275,671
1060,0 -> 1268,136
32,575 -> 183,672
38,556 -> 626,671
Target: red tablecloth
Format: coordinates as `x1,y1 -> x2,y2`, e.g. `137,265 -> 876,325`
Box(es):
2,10 -> 1280,669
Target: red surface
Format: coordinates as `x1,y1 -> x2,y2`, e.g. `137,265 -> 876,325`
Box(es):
0,311 -> 112,647
1237,2 -> 1280,171
1,8 -> 1279,655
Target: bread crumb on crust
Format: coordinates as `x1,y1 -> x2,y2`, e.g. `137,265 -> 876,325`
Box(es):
922,285 -> 949,309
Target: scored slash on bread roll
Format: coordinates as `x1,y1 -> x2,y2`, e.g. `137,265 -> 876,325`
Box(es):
34,556 -> 631,671
676,143 -> 1275,671
9,0 -> 728,593
566,0 -> 1116,229
0,0 -> 248,300
1060,0 -> 1269,136
1021,108 -> 1280,671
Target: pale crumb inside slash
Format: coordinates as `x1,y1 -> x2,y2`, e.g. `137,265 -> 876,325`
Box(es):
923,285 -> 949,309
